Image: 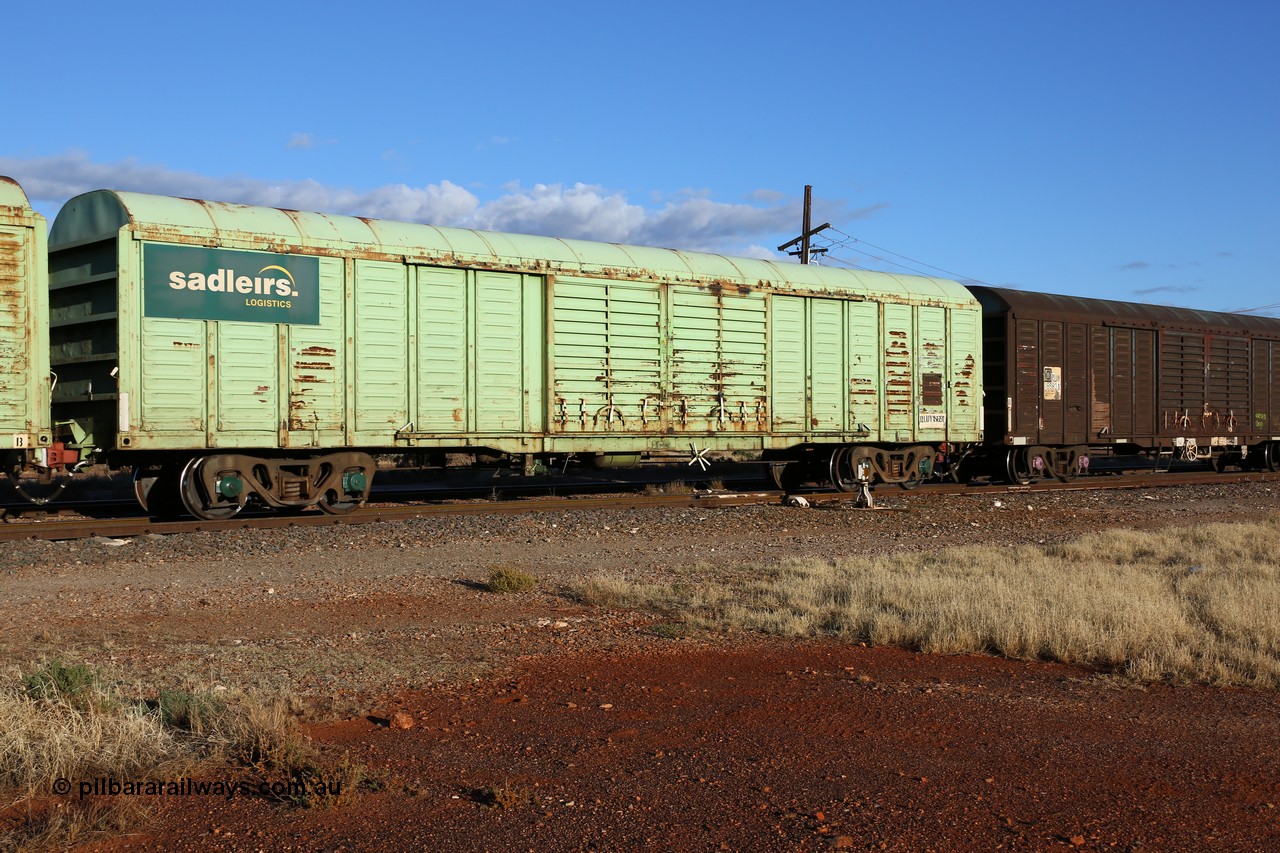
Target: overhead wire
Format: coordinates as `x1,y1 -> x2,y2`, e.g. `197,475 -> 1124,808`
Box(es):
807,234 -> 933,277
798,225 -> 1277,317
805,230 -> 1278,317
1226,300 -> 1280,315
805,226 -> 995,285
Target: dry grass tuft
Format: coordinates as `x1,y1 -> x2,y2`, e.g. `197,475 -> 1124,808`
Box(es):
574,576 -> 692,611
20,661 -> 100,707
576,518 -> 1280,688
0,798 -> 149,851
1,663 -> 377,847
205,696 -> 376,809
484,566 -> 537,594
0,678 -> 183,799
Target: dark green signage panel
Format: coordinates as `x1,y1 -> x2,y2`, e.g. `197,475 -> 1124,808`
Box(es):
143,244 -> 321,325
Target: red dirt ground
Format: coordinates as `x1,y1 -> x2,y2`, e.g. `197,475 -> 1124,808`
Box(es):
94,640 -> 1280,852
2,482 -> 1273,851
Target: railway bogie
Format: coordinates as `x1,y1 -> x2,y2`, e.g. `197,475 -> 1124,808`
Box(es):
769,441 -> 951,493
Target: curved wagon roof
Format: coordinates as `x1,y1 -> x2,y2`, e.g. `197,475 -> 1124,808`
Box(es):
50,188 -> 976,309
0,177 -> 42,225
970,285 -> 1280,338
0,176 -> 32,209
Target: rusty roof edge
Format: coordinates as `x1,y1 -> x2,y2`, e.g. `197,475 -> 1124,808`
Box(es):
0,176 -> 47,232
59,189 -> 976,307
609,243 -> 699,280
0,175 -> 35,211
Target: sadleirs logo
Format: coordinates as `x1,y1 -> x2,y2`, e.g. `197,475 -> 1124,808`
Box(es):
168,264 -> 299,299
144,244 -> 321,325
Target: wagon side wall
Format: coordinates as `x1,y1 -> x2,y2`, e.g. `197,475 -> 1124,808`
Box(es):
49,191 -> 983,459
0,179 -> 51,447
972,285 -> 1280,450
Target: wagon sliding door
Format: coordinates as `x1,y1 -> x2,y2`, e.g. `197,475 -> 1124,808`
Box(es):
882,303 -> 915,440
413,266 -> 545,438
285,257 -> 347,447
668,286 -> 768,433
0,220 -> 49,440
1253,338 -> 1280,437
549,277 -> 663,434
770,295 -> 897,439
351,260 -> 409,443
770,295 -> 845,434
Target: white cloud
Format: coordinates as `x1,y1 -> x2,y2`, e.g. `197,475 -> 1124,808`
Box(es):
470,183 -> 647,242
634,195 -> 796,252
738,244 -> 785,260
0,152 -> 876,257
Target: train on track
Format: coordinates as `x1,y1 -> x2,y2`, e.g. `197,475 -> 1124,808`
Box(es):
2,175 -> 1279,518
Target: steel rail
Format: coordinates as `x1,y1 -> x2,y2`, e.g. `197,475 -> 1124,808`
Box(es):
1,469 -> 1277,543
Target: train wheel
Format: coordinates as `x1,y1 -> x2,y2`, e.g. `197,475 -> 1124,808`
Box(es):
316,489 -> 361,515
1005,448 -> 1036,485
768,455 -> 808,489
896,446 -> 931,490
1267,442 -> 1280,473
134,464 -> 184,519
829,447 -> 876,492
132,466 -> 160,511
769,461 -> 808,492
316,466 -> 370,515
130,466 -> 166,512
178,458 -> 244,521
828,448 -> 855,492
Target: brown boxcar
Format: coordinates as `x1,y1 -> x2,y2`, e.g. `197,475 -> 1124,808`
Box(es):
969,286 -> 1280,481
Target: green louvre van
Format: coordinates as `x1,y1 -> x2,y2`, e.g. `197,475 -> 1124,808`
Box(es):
47,189 -> 982,516
0,178 -> 52,463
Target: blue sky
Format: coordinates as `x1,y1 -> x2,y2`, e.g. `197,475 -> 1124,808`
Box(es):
4,1 -> 1277,315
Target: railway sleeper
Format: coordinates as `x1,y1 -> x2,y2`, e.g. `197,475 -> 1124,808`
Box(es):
135,452 -> 376,520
